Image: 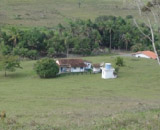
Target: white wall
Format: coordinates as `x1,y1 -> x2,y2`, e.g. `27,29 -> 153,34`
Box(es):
134,54 -> 150,59
93,68 -> 101,73
71,67 -> 85,72
102,68 -> 116,79
59,67 -> 71,73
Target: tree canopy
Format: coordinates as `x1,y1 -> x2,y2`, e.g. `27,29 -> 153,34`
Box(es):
0,55 -> 22,77
0,15 -> 159,58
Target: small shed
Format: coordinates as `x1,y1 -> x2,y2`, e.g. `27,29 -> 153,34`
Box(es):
102,63 -> 116,79
92,64 -> 101,73
84,60 -> 92,70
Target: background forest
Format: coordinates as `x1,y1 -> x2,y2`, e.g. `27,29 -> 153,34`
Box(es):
1,16 -> 160,59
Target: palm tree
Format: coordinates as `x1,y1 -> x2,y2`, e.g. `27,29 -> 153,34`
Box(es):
122,33 -> 131,51
106,21 -> 115,52
9,27 -> 20,47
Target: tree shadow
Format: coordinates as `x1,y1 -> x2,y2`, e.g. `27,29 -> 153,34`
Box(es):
0,72 -> 35,79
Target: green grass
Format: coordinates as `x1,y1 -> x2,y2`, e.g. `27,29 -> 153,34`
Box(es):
0,0 -> 150,27
0,55 -> 160,129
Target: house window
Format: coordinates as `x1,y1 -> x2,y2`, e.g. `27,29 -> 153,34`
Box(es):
80,67 -> 83,69
74,67 -> 76,69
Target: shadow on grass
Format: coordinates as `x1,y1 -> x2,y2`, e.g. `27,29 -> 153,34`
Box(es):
0,72 -> 35,79
58,72 -> 94,78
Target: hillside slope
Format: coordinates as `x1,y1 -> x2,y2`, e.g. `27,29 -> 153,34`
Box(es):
0,0 -> 144,27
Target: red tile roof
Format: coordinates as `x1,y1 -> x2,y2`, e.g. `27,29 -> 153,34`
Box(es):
57,59 -> 86,67
136,51 -> 157,60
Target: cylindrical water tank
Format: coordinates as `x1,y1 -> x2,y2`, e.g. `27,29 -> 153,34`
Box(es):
105,63 -> 111,69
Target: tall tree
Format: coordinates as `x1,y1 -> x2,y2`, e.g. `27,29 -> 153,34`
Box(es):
132,0 -> 160,65
106,20 -> 115,51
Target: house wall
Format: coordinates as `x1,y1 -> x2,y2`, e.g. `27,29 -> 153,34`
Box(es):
71,67 -> 85,72
59,67 -> 71,73
134,54 -> 150,59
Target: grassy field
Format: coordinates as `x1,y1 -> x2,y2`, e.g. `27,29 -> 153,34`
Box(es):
0,55 -> 160,129
0,0 -> 149,27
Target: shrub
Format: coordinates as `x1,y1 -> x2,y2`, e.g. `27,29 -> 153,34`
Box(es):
126,15 -> 133,19
34,58 -> 59,78
115,57 -> 124,67
113,65 -> 119,76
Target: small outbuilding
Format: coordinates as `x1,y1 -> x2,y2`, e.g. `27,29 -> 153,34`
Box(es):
102,63 -> 117,79
84,60 -> 92,70
133,51 -> 157,60
92,64 -> 101,73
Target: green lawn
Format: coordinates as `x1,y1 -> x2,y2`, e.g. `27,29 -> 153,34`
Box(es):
0,0 -> 149,27
0,55 -> 160,129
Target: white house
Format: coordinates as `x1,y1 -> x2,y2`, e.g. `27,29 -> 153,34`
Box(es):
133,51 -> 157,60
56,59 -> 87,73
102,63 -> 117,79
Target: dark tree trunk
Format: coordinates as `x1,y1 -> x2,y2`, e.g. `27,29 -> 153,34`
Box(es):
109,29 -> 112,52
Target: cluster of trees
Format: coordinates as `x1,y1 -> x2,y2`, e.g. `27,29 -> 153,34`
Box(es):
0,15 -> 159,59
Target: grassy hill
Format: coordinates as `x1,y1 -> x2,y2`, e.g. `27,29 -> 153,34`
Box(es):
0,55 -> 160,129
0,0 -> 149,27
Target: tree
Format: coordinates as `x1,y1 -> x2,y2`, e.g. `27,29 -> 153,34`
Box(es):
34,58 -> 59,78
0,55 -> 22,77
9,27 -> 21,47
47,47 -> 55,57
78,0 -> 84,8
0,42 -> 12,55
132,0 -> 160,65
27,50 -> 38,60
106,20 -> 115,51
122,32 -> 132,50
63,32 -> 72,58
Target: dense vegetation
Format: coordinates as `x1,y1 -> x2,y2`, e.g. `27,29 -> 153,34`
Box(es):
34,58 -> 59,78
0,16 -> 159,59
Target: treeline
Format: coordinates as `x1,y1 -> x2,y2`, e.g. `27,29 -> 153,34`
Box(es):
0,15 -> 159,59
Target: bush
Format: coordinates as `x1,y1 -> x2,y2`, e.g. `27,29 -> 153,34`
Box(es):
115,57 -> 124,67
34,58 -> 59,78
126,15 -> 133,19
113,65 -> 119,76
